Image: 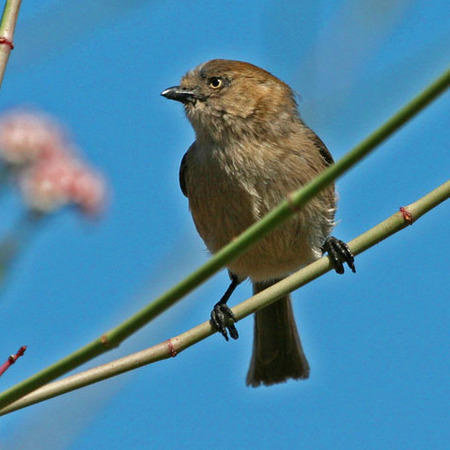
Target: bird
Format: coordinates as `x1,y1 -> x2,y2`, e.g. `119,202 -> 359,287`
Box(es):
161,59 -> 355,387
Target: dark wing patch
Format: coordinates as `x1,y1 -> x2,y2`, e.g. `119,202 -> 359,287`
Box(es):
179,151 -> 188,197
313,133 -> 334,167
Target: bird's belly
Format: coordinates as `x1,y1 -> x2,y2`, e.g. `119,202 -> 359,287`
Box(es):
188,177 -> 316,281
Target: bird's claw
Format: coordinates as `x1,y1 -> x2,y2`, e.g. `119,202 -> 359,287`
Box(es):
211,303 -> 239,341
322,236 -> 356,274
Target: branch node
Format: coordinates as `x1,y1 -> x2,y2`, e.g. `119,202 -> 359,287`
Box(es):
0,37 -> 14,50
399,206 -> 413,225
167,339 -> 178,357
100,334 -> 110,348
286,192 -> 301,213
8,346 -> 27,363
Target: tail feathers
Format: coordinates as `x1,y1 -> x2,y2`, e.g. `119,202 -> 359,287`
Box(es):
246,280 -> 310,387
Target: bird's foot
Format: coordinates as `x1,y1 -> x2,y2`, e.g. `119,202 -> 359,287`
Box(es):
211,302 -> 239,341
322,236 -> 356,274
210,273 -> 240,341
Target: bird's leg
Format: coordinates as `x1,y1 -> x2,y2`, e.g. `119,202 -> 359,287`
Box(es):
211,272 -> 241,341
321,236 -> 356,274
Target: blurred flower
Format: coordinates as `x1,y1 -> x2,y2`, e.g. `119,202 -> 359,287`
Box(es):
0,107 -> 109,217
19,154 -> 107,216
0,108 -> 109,289
0,110 -> 69,165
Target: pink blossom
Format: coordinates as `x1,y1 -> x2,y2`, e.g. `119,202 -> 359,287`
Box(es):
0,108 -> 109,217
19,156 -> 107,216
0,110 -> 68,165
69,164 -> 107,216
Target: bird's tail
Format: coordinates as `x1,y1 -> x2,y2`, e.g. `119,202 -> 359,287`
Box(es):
246,279 -> 310,387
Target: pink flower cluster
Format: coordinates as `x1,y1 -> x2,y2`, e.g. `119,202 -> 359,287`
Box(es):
0,111 -> 67,165
0,109 -> 107,216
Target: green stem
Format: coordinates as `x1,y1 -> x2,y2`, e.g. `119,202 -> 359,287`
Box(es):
0,0 -> 22,88
0,162 -> 9,181
0,165 -> 10,200
0,212 -> 44,286
0,69 -> 448,411
0,180 -> 448,416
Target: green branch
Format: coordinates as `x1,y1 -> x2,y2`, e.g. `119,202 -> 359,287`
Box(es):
0,68 -> 448,411
0,180 -> 448,416
0,0 -> 22,88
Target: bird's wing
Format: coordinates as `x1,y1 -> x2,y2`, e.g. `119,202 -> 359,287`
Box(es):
312,133 -> 334,167
179,142 -> 198,197
179,151 -> 188,197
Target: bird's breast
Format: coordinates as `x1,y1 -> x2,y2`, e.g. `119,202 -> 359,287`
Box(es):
185,144 -> 261,254
183,141 -> 323,281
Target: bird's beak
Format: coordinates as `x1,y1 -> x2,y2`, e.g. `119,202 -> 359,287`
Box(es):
161,86 -> 201,104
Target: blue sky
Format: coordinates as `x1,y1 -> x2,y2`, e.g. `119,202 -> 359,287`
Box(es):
0,0 -> 449,448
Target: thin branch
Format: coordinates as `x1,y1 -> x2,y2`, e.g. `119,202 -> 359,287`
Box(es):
0,180 -> 448,416
0,69 -> 448,412
0,0 -> 22,88
0,346 -> 26,378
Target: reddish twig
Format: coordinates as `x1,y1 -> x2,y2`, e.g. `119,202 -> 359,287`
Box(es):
0,346 -> 27,378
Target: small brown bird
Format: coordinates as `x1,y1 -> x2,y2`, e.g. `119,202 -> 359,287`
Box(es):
162,60 -> 355,387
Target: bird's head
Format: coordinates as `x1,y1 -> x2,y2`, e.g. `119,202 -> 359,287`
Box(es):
161,59 -> 299,144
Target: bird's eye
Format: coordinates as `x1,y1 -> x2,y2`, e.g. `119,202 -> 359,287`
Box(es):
208,77 -> 223,89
